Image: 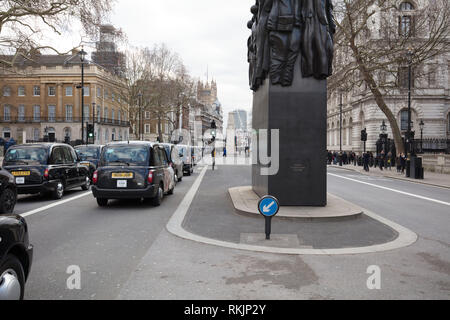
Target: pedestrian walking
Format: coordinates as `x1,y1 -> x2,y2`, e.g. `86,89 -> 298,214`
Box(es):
387,151 -> 392,170
363,152 -> 370,172
379,150 -> 385,171
400,153 -> 406,173
396,156 -> 401,173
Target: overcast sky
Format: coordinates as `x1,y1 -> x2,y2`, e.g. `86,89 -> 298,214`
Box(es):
110,0 -> 255,124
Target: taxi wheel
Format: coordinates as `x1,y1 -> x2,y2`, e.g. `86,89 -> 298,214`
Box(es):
0,254 -> 25,300
0,188 -> 16,214
81,177 -> 90,191
152,185 -> 163,206
52,182 -> 64,200
168,180 -> 175,195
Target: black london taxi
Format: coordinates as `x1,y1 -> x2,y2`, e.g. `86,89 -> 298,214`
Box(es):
0,213 -> 33,300
91,141 -> 175,207
2,143 -> 90,199
161,143 -> 183,182
0,168 -> 17,214
74,145 -> 104,180
176,144 -> 193,176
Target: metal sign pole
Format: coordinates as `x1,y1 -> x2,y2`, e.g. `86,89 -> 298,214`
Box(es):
258,195 -> 280,241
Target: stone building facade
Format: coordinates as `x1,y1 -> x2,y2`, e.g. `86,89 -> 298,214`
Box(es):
0,54 -> 130,145
327,0 -> 450,154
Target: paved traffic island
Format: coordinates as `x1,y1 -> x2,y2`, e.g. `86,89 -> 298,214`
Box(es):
172,165 -> 418,254
229,186 -> 362,220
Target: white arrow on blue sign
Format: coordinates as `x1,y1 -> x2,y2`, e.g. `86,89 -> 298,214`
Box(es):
258,195 -> 280,217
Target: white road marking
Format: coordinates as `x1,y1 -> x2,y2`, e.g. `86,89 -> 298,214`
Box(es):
328,173 -> 450,207
20,191 -> 92,218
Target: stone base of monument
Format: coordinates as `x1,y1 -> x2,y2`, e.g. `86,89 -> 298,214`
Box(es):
229,186 -> 363,220
252,63 -> 328,206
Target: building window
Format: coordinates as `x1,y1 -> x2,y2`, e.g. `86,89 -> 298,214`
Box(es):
398,67 -> 414,88
18,105 -> 25,121
400,16 -> 412,37
65,86 -> 73,96
447,113 -> 450,133
145,111 -> 150,120
18,86 -> 25,96
399,2 -> 414,37
104,107 -> 108,119
96,105 -> 101,122
118,110 -> 121,122
33,105 -> 41,121
33,86 -> 40,96
3,128 -> 11,139
112,93 -> 115,102
112,128 -> 116,141
97,87 -> 101,98
3,105 -> 11,121
48,86 -> 56,96
399,2 -> 414,11
84,105 -> 90,121
400,110 -> 410,131
33,128 -> 40,141
104,89 -> 108,99
65,105 -> 73,122
111,109 -> 115,122
83,86 -> 90,97
145,124 -> 150,134
64,127 -> 71,140
48,105 -> 56,122
3,86 -> 11,97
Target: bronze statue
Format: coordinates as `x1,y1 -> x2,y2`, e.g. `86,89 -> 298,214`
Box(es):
247,0 -> 335,91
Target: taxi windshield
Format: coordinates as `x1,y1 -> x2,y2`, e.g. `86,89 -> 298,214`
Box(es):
4,147 -> 48,165
76,147 -> 100,160
101,145 -> 149,166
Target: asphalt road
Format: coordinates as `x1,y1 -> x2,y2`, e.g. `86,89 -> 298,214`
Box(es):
17,162 -> 450,300
20,171 -> 198,300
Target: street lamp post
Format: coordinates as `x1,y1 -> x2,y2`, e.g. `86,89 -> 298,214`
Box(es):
137,92 -> 142,140
406,48 -> 414,157
380,120 -> 388,153
419,120 -> 424,153
77,47 -> 87,145
339,92 -> 343,153
92,102 -> 96,144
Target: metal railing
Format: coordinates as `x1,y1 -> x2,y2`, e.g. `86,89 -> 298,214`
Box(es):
414,138 -> 450,154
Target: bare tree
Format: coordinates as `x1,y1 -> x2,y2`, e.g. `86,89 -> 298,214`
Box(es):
329,0 -> 450,155
0,0 -> 115,69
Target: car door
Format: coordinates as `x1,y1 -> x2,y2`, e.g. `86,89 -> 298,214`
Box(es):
49,146 -> 65,183
62,146 -> 78,188
150,145 -> 164,188
158,147 -> 173,192
71,147 -> 87,184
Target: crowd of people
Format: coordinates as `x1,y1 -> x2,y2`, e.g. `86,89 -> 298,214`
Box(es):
327,150 -> 409,173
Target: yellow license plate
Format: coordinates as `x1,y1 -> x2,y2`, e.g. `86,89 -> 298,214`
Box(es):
81,162 -> 91,167
11,171 -> 31,176
112,172 -> 133,179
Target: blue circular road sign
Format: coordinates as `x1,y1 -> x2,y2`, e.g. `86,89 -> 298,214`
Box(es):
258,195 -> 280,217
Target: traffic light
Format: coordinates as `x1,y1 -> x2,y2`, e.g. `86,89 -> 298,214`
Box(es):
210,120 -> 217,143
361,128 -> 367,142
87,124 -> 94,139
